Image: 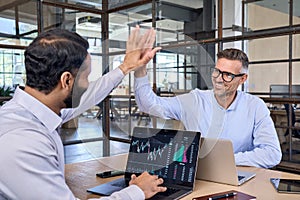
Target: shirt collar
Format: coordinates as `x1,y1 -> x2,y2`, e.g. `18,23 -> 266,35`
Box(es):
211,90 -> 241,111
13,87 -> 62,133
227,90 -> 240,111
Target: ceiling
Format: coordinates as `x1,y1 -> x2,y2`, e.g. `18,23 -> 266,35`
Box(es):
254,0 -> 300,17
67,0 -> 203,10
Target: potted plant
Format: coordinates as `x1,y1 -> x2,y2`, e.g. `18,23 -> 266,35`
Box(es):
0,85 -> 14,105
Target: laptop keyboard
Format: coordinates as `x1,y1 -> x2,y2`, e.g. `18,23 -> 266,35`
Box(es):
159,187 -> 180,196
238,175 -> 245,181
112,181 -> 179,196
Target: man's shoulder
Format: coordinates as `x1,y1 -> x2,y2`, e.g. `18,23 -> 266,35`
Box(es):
0,104 -> 47,138
191,88 -> 212,95
239,91 -> 263,101
177,89 -> 212,105
238,91 -> 266,107
189,88 -> 213,100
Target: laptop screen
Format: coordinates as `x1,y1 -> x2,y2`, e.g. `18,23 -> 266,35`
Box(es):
125,127 -> 201,187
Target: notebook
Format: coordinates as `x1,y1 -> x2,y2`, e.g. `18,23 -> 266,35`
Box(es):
87,127 -> 201,200
196,138 -> 256,186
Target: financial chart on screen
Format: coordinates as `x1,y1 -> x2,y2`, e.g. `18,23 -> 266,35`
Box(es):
126,128 -> 200,186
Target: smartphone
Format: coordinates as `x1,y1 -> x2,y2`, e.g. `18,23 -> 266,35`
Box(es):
96,170 -> 125,178
270,178 -> 300,194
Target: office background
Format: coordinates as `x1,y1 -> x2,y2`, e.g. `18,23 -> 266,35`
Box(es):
0,0 -> 299,173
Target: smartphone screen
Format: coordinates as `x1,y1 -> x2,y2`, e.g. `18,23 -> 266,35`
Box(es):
270,178 -> 300,193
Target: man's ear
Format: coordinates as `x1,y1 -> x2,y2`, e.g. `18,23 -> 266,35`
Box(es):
239,74 -> 248,85
61,72 -> 74,90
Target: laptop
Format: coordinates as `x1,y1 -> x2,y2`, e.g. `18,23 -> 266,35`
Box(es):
196,138 -> 256,186
87,127 -> 201,199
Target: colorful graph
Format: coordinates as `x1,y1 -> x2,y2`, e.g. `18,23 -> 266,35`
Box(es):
131,139 -> 168,161
147,144 -> 167,161
173,144 -> 188,163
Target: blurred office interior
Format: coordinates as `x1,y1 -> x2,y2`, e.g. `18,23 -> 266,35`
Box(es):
0,0 -> 300,173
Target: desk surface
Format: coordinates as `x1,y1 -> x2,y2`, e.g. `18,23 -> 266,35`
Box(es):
65,154 -> 300,200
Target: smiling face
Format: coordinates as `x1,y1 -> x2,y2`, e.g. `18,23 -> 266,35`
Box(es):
212,58 -> 248,107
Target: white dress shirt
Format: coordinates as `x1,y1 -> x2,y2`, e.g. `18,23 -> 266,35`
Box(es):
0,68 -> 144,200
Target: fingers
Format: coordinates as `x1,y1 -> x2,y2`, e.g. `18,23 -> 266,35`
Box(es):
121,26 -> 160,74
131,174 -> 137,180
149,47 -> 162,57
130,25 -> 139,44
129,172 -> 167,199
129,174 -> 137,184
157,186 -> 167,193
157,177 -> 163,184
139,46 -> 161,66
128,27 -> 156,53
150,177 -> 167,195
139,28 -> 152,50
145,29 -> 156,49
127,25 -> 140,53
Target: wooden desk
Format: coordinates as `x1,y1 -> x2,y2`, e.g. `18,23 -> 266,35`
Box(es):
65,154 -> 300,200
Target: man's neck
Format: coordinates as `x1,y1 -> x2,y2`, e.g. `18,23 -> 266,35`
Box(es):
215,91 -> 237,109
24,86 -> 63,115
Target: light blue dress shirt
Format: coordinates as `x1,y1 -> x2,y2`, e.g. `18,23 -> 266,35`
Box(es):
0,68 -> 144,200
134,75 -> 282,168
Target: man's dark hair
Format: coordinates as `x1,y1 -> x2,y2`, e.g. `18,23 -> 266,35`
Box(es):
25,29 -> 89,94
217,48 -> 249,72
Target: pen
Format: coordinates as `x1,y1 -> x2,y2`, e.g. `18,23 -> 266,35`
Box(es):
208,192 -> 237,200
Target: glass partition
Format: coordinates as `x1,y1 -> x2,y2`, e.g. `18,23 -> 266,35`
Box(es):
222,0 -> 243,37
0,49 -> 25,88
108,3 -> 152,53
248,63 -> 288,93
49,0 -> 102,10
109,0 -> 142,10
293,0 -> 300,25
292,63 -> 300,86
293,34 -> 300,59
248,36 -> 289,62
247,0 -> 289,32
0,0 -> 36,46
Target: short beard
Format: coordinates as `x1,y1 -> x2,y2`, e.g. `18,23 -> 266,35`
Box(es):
64,84 -> 87,108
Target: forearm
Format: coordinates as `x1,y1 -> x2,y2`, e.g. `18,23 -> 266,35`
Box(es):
61,68 -> 124,122
134,75 -> 181,120
235,119 -> 282,168
235,145 -> 282,168
134,75 -> 165,118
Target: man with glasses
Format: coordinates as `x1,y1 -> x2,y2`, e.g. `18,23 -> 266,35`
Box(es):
134,48 -> 282,168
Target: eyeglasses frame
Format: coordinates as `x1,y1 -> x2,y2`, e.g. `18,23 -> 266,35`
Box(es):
211,67 -> 245,83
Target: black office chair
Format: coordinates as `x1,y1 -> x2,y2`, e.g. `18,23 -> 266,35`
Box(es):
284,104 -> 300,139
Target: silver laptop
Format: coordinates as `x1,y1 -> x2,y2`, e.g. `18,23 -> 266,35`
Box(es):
88,127 -> 201,199
196,138 -> 256,186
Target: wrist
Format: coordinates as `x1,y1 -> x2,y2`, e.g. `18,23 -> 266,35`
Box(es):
119,63 -> 131,75
134,67 -> 147,78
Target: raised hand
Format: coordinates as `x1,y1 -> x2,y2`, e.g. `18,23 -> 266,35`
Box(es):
119,25 -> 161,75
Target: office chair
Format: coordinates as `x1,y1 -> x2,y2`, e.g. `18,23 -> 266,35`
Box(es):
284,103 -> 300,139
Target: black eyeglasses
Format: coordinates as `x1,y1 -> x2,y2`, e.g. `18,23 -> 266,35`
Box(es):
211,67 -> 245,83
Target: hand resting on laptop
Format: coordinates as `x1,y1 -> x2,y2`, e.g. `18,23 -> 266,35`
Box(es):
130,172 -> 167,199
